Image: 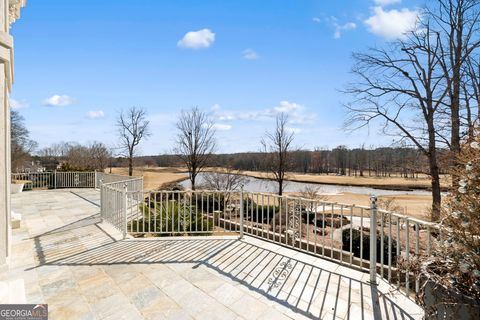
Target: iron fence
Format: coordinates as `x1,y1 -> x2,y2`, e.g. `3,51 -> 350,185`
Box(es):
13,171 -> 440,299
12,171 -> 96,189
124,189 -> 440,298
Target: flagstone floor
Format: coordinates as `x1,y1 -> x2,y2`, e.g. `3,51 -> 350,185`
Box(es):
2,189 -> 424,319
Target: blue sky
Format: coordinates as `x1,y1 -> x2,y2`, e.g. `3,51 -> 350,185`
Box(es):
10,0 -> 423,155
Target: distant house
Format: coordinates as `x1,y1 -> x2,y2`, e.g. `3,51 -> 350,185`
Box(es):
17,160 -> 45,173
40,159 -> 62,171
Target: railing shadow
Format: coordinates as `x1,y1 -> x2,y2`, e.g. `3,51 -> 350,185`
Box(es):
28,219 -> 418,319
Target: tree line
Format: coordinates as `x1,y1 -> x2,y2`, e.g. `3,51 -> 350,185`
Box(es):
136,146 -> 437,178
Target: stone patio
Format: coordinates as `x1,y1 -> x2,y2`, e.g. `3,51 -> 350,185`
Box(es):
2,189 -> 424,319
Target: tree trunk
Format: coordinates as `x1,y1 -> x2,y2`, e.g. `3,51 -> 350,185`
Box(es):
191,174 -> 196,191
428,123 -> 441,221
128,157 -> 133,176
278,179 -> 283,196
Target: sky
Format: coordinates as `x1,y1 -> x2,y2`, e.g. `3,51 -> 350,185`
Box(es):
10,0 -> 424,155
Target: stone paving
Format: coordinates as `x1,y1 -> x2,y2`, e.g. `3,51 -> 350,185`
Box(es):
3,189 -> 424,319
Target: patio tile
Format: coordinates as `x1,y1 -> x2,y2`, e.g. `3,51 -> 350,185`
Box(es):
229,294 -> 270,319
7,189 -> 424,320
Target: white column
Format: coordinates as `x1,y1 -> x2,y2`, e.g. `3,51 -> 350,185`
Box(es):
0,0 -> 26,266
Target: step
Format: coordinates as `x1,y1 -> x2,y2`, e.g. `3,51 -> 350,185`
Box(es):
0,278 -> 26,304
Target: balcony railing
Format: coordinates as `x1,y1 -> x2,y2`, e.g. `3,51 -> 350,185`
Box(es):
12,171 -> 96,189
13,171 -> 440,299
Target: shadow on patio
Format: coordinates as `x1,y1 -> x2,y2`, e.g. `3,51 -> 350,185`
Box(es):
28,212 -> 418,320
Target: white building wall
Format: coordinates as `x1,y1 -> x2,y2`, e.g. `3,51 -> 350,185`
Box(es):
0,0 -> 25,266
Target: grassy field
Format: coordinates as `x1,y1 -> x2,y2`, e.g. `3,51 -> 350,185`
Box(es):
110,167 -> 187,191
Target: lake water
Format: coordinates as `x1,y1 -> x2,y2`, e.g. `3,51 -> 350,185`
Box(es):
178,172 -> 431,196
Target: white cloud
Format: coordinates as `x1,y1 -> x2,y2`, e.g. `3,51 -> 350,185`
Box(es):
364,6 -> 419,40
10,98 -> 29,109
212,123 -> 232,131
273,101 -> 303,113
211,103 -> 221,111
213,101 -> 316,125
374,0 -> 401,6
177,28 -> 215,49
42,94 -> 75,107
334,22 -> 357,39
242,49 -> 259,60
86,110 -> 105,119
312,17 -> 321,23
327,17 -> 357,39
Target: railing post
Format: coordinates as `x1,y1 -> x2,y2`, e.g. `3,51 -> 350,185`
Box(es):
99,179 -> 104,221
239,186 -> 244,239
369,195 -> 378,285
94,170 -> 97,189
54,170 -> 57,189
123,183 -> 128,239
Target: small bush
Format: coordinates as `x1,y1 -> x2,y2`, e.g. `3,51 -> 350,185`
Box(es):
342,228 -> 398,264
313,214 -> 350,228
129,200 -> 213,236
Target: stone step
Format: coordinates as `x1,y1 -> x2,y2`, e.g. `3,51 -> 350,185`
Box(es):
11,211 -> 21,229
0,278 -> 26,304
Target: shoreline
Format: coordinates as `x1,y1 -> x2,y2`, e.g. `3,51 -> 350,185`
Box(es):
203,168 -> 448,192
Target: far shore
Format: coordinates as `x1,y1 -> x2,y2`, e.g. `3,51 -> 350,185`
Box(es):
202,167 -> 449,192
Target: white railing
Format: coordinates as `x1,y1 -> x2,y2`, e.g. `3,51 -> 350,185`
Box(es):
95,172 -> 142,189
12,171 -> 96,189
14,171 -> 439,299
99,176 -> 144,236
119,188 -> 440,298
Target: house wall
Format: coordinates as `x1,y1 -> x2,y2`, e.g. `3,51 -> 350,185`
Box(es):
0,0 -> 25,266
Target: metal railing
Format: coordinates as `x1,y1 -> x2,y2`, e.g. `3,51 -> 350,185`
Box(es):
99,176 -> 144,237
14,171 -> 439,299
116,188 -> 440,298
95,172 -> 142,189
12,171 -> 96,189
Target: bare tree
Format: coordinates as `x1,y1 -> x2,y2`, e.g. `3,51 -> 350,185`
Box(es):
345,23 -> 448,221
261,113 -> 294,196
464,53 -> 480,140
11,110 -> 37,171
174,107 -> 216,190
116,107 -> 151,176
200,170 -> 246,191
429,0 -> 480,154
88,141 -> 110,170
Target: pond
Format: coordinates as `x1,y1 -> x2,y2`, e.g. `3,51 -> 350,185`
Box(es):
178,172 -> 432,196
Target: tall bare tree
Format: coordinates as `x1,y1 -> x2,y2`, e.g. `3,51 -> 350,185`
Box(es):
261,113 -> 294,196
174,107 -> 216,190
345,23 -> 448,221
116,107 -> 151,176
88,141 -> 110,170
464,53 -> 480,140
429,0 -> 480,154
11,110 -> 37,171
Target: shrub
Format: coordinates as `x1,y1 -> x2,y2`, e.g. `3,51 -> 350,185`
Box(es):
129,200 -> 213,236
421,131 -> 480,300
245,203 -> 279,224
314,214 -> 350,228
342,228 -> 398,264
